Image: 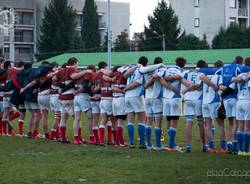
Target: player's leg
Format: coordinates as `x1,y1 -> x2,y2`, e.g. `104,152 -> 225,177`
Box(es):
33,107 -> 41,138
204,117 -> 216,154
243,120 -> 250,155
125,97 -> 136,148
145,98 -> 153,150
73,110 -> 81,145
86,109 -> 95,144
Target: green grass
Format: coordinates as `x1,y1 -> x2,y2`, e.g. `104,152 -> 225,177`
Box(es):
0,115 -> 250,184
38,48 -> 250,67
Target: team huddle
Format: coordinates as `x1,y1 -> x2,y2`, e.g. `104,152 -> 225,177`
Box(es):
0,55 -> 250,156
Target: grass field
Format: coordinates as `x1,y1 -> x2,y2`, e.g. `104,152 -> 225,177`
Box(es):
0,115 -> 250,184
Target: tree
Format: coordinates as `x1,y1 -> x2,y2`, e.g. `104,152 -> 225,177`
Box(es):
38,0 -> 77,53
212,24 -> 245,49
81,0 -> 100,51
177,34 -> 209,50
143,0 -> 181,50
114,29 -> 130,52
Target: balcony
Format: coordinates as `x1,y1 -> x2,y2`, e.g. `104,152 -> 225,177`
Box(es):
15,53 -> 34,62
238,8 -> 248,17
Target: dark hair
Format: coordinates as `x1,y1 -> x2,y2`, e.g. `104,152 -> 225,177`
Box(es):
51,62 -> 59,68
244,57 -> 250,67
62,63 -> 67,68
175,57 -> 186,68
98,61 -> 108,69
235,56 -> 244,65
214,60 -> 224,68
138,56 -> 148,66
112,65 -> 121,72
3,60 -> 11,69
15,61 -> 25,68
24,62 -> 32,70
0,57 -> 4,64
87,65 -> 96,72
154,57 -> 163,64
67,57 -> 78,66
196,60 -> 207,68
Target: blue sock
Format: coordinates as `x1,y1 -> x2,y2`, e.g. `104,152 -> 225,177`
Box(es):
208,141 -> 215,149
185,144 -> 192,151
243,132 -> 250,153
145,126 -> 152,147
155,127 -> 161,148
211,128 -> 215,140
168,128 -> 176,148
220,140 -> 226,149
127,123 -> 134,145
236,131 -> 244,152
138,123 -> 145,145
232,140 -> 238,152
227,141 -> 233,152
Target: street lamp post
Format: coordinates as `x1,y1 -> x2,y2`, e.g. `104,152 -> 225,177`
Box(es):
107,0 -> 112,69
153,31 -> 166,51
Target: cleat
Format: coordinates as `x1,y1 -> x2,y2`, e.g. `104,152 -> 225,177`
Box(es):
107,142 -> 114,146
146,145 -> 152,150
129,144 -> 136,149
152,146 -> 164,151
88,139 -> 96,145
219,148 -> 227,154
119,142 -> 128,147
183,148 -> 191,154
79,138 -> 87,144
233,151 -> 238,155
99,143 -> 106,146
74,140 -> 81,145
209,149 -> 217,154
202,145 -> 208,152
95,141 -> 100,146
139,144 -> 146,149
61,138 -> 70,144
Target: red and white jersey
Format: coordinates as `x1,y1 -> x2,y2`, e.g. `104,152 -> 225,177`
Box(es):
98,72 -> 113,99
4,67 -> 19,96
0,69 -> 8,100
112,71 -> 126,97
57,66 -> 77,100
74,72 -> 92,91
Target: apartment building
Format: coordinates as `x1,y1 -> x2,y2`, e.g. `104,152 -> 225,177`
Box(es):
0,0 -> 130,62
169,0 -> 250,44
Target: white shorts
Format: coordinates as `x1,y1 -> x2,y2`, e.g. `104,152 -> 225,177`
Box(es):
3,97 -> 14,109
74,94 -> 91,112
125,96 -> 145,113
60,100 -> 74,116
50,95 -> 61,112
236,100 -> 250,121
25,101 -> 39,110
184,100 -> 202,116
112,96 -> 126,116
163,98 -> 181,116
100,98 -> 113,115
38,94 -> 50,111
91,101 -> 100,114
202,102 -> 221,119
223,98 -> 236,118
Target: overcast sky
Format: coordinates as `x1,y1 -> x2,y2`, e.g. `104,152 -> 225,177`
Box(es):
112,0 -> 160,37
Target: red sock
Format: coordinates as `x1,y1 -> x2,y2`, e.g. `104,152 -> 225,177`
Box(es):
60,127 -> 66,140
2,121 -> 7,134
78,127 -> 83,139
9,111 -> 20,121
117,126 -> 124,144
107,125 -> 112,143
0,119 -> 3,135
112,128 -> 117,143
32,129 -> 39,137
93,128 -> 100,142
56,127 -> 60,139
45,132 -> 50,139
50,129 -> 56,139
89,135 -> 95,141
18,120 -> 24,135
99,127 -> 105,144
8,126 -> 12,135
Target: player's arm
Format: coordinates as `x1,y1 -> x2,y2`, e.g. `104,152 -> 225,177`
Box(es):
124,81 -> 141,92
103,75 -> 116,82
20,79 -> 38,93
124,66 -> 138,78
239,66 -> 250,73
164,74 -> 181,81
139,63 -> 165,74
71,69 -> 93,80
144,77 -> 155,89
199,74 -> 219,91
159,78 -> 180,93
47,70 -> 59,78
111,85 -> 124,93
180,78 -> 192,87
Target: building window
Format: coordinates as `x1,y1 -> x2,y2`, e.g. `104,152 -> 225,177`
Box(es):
194,0 -> 200,7
194,18 -> 200,27
229,0 -> 236,8
229,17 -> 237,24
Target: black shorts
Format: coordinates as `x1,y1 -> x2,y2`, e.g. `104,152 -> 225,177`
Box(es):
167,116 -> 179,121
115,115 -> 127,120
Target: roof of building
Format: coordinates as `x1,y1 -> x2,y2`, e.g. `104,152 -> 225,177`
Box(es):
39,48 -> 250,66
